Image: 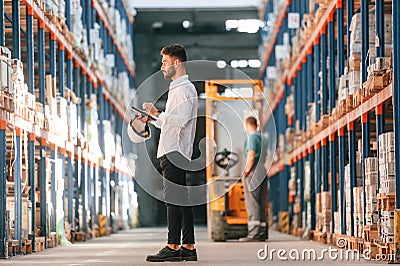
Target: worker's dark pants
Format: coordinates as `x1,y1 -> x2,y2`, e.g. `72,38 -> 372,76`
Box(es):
160,152 -> 195,245
242,171 -> 267,240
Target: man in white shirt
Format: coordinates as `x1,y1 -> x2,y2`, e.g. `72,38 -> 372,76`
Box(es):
139,44 -> 198,262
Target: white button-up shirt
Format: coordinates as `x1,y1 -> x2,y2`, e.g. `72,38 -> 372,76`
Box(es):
152,75 -> 198,160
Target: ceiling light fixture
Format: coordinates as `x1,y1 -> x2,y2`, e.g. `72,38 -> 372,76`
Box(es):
225,19 -> 239,30
237,19 -> 261,34
182,20 -> 191,29
230,60 -> 239,68
216,60 -> 227,69
238,60 -> 248,68
248,59 -> 262,68
152,21 -> 163,29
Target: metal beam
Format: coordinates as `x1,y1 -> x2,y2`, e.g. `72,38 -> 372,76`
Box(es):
338,128 -> 346,234
376,104 -> 384,187
329,134 -> 337,234
66,0 -> 71,29
26,6 -> 36,252
321,25 -> 328,115
80,72 -> 87,134
337,0 -> 344,77
0,0 -> 4,46
348,121 -> 356,236
322,138 -> 328,192
362,114 -> 369,225
59,44 -> 65,97
93,165 -> 98,224
50,146 -> 56,232
12,0 -> 20,59
361,0 -> 369,83
74,155 -> 80,230
314,41 -> 320,122
393,0 -> 400,261
87,163 -> 92,237
328,16 -> 335,112
315,143 -> 321,194
38,20 -> 47,245
299,156 -> 304,228
375,0 -> 384,57
347,0 -> 354,60
67,154 -> 73,226
0,121 -> 6,259
309,147 -> 316,230
81,158 -> 87,235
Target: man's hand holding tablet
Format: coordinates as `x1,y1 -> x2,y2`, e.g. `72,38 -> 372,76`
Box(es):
131,105 -> 158,122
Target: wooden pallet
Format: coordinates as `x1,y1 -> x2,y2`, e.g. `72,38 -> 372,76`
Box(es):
20,239 -> 32,255
364,241 -> 378,258
35,236 -> 45,252
363,71 -> 392,101
73,231 -> 85,242
313,231 -> 327,244
34,112 -> 45,128
24,107 -> 35,124
374,240 -> 393,261
33,0 -> 45,11
356,238 -> 364,253
352,88 -> 363,107
7,240 -> 18,257
0,91 -> 14,112
364,225 -> 379,242
48,232 -> 57,248
14,102 -> 24,118
377,193 -> 396,211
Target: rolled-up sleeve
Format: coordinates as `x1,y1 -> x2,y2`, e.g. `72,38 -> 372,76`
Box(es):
151,116 -> 163,129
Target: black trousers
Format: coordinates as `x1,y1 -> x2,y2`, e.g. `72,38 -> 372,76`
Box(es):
160,152 -> 195,245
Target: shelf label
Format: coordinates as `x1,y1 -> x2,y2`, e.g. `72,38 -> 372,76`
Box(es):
288,13 -> 300,29
106,54 -> 115,68
71,0 -> 81,15
266,66 -> 277,79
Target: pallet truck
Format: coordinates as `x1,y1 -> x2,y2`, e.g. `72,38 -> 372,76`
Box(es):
205,79 -> 268,241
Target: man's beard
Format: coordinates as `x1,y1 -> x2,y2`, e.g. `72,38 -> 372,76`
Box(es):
164,67 -> 176,79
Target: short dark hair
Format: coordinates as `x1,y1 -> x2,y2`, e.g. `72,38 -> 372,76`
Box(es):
161,44 -> 187,62
246,116 -> 258,127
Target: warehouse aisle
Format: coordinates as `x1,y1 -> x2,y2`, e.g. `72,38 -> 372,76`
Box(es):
1,227 -> 383,265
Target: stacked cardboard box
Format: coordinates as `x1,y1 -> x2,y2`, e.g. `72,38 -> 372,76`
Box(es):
379,210 -> 394,243
0,47 -> 11,93
344,163 -> 362,235
378,132 -> 395,194
334,211 -> 341,234
348,11 -> 392,94
316,191 -> 331,233
353,186 -> 364,238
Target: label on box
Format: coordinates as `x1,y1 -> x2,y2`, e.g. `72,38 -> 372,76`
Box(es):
288,13 -> 300,29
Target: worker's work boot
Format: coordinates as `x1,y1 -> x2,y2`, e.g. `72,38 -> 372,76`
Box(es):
146,246 -> 182,262
180,246 -> 198,261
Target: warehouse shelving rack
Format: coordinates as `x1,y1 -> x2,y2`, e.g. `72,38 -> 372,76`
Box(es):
260,0 -> 399,252
0,0 -> 135,259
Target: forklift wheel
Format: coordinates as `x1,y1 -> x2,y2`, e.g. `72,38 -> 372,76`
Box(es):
211,211 -> 226,242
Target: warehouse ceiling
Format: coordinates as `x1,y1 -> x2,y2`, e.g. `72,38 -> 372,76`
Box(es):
134,8 -> 260,85
132,0 -> 261,9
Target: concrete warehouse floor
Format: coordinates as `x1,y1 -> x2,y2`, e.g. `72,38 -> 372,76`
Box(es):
0,227 -> 386,265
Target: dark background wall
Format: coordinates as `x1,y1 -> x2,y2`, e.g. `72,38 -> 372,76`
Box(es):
133,8 -> 260,226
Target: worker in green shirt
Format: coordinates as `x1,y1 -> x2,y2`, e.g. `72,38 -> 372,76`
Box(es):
239,116 -> 267,242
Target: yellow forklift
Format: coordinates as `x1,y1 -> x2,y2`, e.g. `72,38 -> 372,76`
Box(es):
205,80 -> 267,241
